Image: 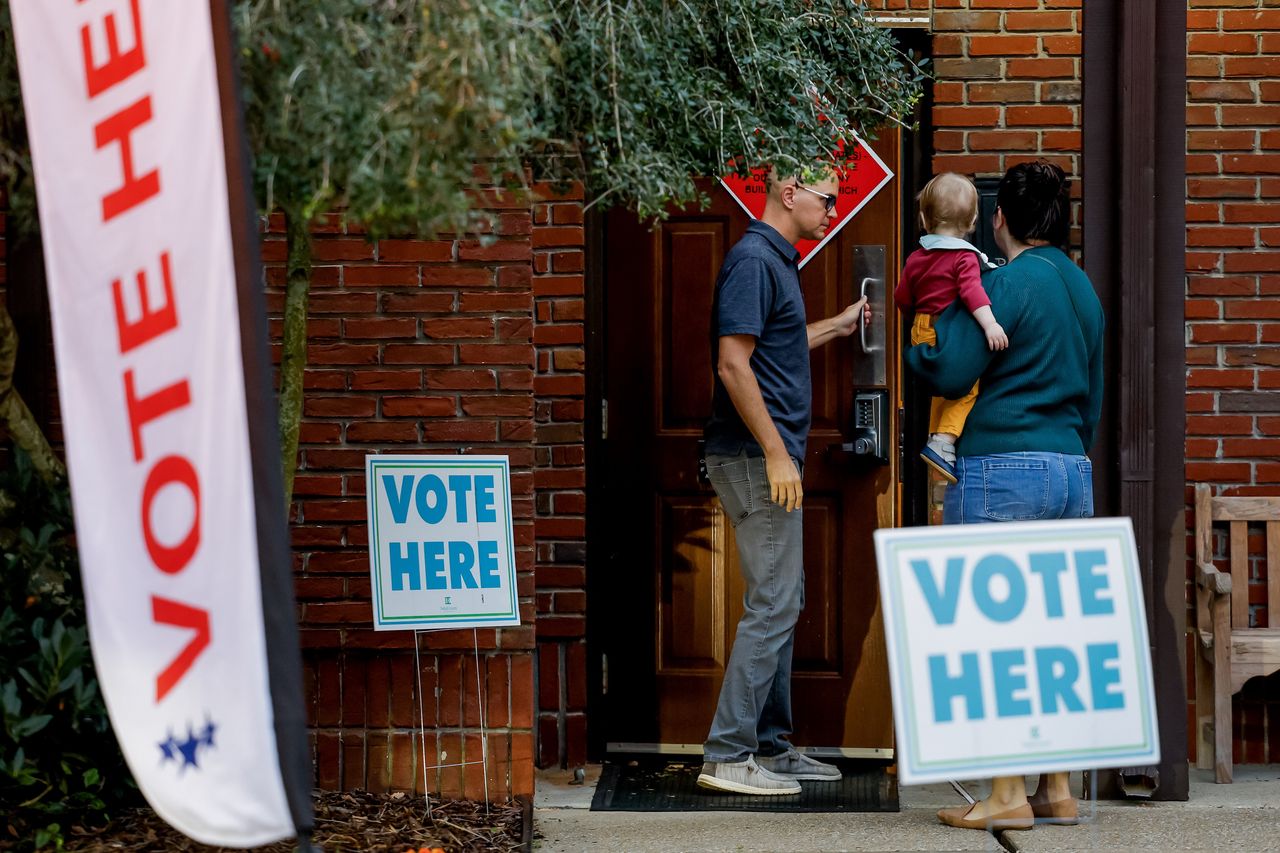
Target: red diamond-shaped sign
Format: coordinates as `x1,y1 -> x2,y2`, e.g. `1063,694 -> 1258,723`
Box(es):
719,137 -> 894,269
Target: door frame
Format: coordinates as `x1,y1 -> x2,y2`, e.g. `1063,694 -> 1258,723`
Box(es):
583,202 -> 609,760
897,27 -> 935,530
1081,0 -> 1188,800
583,30 -> 935,761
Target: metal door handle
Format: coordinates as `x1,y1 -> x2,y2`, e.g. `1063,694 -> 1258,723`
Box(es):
859,277 -> 876,354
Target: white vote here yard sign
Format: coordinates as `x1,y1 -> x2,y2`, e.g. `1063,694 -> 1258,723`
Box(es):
875,519 -> 1159,785
366,455 -> 519,631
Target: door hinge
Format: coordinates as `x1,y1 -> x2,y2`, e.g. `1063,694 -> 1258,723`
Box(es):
601,652 -> 609,695
601,399 -> 609,440
898,405 -> 906,469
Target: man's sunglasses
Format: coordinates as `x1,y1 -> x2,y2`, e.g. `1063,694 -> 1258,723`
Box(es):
796,183 -> 838,213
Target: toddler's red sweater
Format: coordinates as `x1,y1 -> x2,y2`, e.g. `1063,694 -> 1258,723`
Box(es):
895,248 -> 990,316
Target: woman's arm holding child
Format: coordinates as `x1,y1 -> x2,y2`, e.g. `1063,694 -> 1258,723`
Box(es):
903,301 -> 995,399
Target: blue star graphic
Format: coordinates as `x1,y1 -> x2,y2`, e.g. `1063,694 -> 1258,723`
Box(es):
158,732 -> 178,763
177,727 -> 201,769
199,718 -> 217,749
158,715 -> 218,773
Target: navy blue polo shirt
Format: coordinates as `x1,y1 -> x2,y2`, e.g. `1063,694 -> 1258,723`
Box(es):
704,220 -> 811,461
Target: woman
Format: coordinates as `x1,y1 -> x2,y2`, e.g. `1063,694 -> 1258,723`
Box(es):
904,160 -> 1105,831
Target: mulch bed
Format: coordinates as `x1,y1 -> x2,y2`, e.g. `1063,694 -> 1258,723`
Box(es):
58,792 -> 527,853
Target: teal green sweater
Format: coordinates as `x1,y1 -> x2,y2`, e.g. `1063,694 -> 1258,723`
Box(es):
904,246 -> 1105,458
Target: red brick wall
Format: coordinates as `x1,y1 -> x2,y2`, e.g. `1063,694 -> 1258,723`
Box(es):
531,187 -> 590,769
927,2 -> 1083,246
264,191 -> 540,799
867,0 -> 932,18
1184,1 -> 1280,765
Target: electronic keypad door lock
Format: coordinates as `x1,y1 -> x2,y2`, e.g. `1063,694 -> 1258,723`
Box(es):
832,390 -> 890,465
833,245 -> 890,465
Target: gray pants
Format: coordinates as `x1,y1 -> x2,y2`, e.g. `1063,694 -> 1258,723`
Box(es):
702,451 -> 805,763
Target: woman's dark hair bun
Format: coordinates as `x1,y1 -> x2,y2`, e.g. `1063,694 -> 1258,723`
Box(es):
1028,161 -> 1064,191
997,160 -> 1071,248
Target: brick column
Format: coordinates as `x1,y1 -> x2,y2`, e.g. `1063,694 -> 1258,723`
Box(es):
531,186 -> 589,768
1184,2 -> 1280,765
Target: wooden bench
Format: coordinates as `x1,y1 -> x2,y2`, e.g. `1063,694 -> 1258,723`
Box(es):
1193,484 -> 1280,783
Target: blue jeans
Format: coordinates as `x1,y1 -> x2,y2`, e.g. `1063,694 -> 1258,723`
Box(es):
943,452 -> 1094,525
702,451 -> 805,763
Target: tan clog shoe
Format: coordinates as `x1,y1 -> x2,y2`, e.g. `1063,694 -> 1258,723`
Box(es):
937,803 -> 1035,831
1030,796 -> 1079,825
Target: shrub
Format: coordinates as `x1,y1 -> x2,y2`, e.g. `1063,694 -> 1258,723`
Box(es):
0,451 -> 135,850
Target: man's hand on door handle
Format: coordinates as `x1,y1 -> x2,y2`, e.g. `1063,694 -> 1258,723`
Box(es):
806,296 -> 871,350
767,453 -> 803,512
832,295 -> 872,337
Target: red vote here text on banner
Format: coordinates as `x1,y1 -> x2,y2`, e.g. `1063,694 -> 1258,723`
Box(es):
9,0 -> 310,846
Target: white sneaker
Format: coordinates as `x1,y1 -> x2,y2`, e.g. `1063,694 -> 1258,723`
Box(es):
927,435 -> 957,464
921,436 -> 958,484
756,748 -> 842,781
696,756 -> 802,795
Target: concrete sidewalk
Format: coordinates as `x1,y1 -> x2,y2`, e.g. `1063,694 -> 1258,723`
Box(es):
533,765 -> 1280,852
1004,766 -> 1280,853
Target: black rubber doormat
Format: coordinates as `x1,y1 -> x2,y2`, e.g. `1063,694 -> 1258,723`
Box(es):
590,757 -> 897,813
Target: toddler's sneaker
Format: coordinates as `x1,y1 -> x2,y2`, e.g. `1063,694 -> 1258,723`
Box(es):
921,436 -> 957,484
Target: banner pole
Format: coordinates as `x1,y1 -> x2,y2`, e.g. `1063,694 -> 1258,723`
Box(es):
209,0 -> 316,844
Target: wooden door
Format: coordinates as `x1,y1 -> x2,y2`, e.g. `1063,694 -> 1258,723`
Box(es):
600,131 -> 902,756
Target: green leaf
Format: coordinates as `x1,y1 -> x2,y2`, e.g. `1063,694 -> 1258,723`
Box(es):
14,714 -> 52,738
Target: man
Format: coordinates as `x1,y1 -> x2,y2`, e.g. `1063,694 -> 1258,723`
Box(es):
697,169 -> 871,796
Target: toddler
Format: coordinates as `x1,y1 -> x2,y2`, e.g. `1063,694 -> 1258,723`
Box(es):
894,172 -> 1007,483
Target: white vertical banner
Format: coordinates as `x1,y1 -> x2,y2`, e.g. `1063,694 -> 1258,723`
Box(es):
10,1 -> 301,846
